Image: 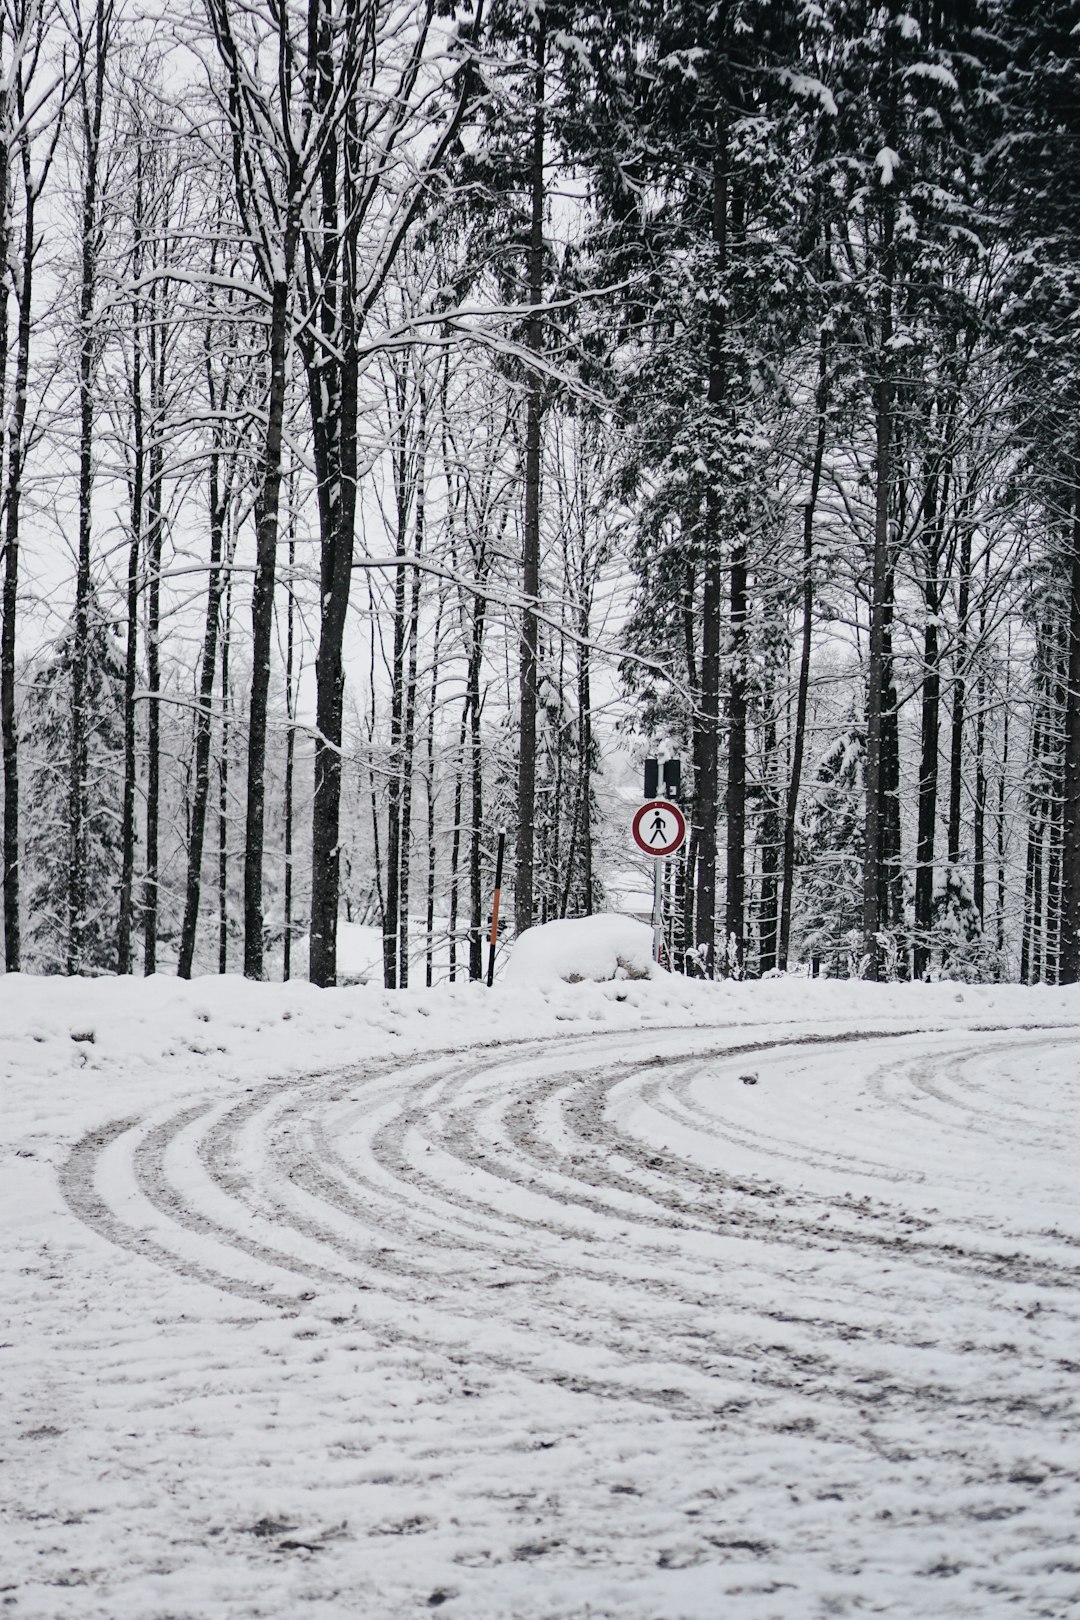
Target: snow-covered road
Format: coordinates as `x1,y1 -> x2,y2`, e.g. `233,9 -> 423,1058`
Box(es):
5,1001 -> 1080,1618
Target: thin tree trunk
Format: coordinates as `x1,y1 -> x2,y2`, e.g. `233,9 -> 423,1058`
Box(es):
862,30 -> 897,980
757,706 -> 779,975
67,1 -> 108,975
515,9 -> 546,937
447,696 -> 468,983
725,533 -> 748,974
424,602 -> 443,987
218,573 -> 231,974
177,430 -> 230,979
142,373 -> 164,975
997,658 -> 1009,963
947,525 -> 971,870
1059,499 -> 1080,981
283,530 -> 296,981
382,409 -> 409,990
398,447 -> 424,989
244,253 -> 294,978
1,132 -> 36,972
577,566 -> 594,914
117,168 -> 144,976
779,336 -> 827,971
695,133 -> 728,978
974,592 -> 987,926
468,620 -> 485,983
913,587 -> 940,979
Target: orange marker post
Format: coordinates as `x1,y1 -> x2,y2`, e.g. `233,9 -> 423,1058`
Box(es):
486,829 -> 506,987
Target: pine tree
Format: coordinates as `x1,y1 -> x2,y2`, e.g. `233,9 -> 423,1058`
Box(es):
23,593 -> 125,974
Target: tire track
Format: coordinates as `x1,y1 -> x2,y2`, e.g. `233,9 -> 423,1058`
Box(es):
59,1024 -> 1080,1454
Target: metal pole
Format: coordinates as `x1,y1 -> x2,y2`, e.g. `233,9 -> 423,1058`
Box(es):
486,829 -> 506,987
653,856 -> 664,965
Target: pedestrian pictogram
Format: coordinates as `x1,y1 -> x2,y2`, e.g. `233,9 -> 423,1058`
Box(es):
632,799 -> 686,858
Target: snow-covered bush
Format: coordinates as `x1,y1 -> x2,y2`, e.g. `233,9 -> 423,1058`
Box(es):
504,913 -> 658,986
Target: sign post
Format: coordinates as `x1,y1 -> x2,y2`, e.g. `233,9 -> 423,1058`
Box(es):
486,829 -> 506,987
631,797 -> 687,965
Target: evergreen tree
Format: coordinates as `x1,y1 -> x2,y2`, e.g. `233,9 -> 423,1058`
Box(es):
22,592 -> 126,973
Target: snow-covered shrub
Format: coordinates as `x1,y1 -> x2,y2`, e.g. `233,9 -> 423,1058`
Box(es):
504,914 -> 657,986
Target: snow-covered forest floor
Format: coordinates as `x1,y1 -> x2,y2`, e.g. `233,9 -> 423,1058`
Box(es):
4,972 -> 1080,1619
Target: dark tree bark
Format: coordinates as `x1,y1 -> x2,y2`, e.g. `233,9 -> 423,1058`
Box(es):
218,574 -> 231,974
913,603 -> 940,979
1059,499 -> 1080,981
757,705 -> 779,975
947,524 -> 972,870
398,463 -> 423,988
142,311 -> 165,975
117,152 -> 145,976
515,8 -> 546,938
243,262 -> 294,978
67,0 -> 110,976
177,355 -> 232,979
382,392 -> 411,990
779,336 -> 827,971
1,98 -> 39,972
282,529 -> 296,981
694,136 -> 729,978
725,533 -> 748,973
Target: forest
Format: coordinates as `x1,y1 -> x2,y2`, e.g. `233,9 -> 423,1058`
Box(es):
0,0 -> 1076,986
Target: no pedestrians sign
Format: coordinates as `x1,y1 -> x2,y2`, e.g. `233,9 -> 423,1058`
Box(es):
632,799 -> 687,858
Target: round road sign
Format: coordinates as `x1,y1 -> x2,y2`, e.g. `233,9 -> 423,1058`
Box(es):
632,798 -> 687,858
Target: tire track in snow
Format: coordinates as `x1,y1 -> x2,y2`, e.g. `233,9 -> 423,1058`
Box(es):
59,1024 -> 1080,1456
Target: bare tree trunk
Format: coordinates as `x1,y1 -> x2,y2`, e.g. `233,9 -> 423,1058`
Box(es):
283,530 -> 296,981
997,657 -> 1009,963
913,591 -> 940,979
67,0 -> 109,976
117,158 -> 144,975
576,566 -> 595,915
725,532 -> 748,974
779,335 -> 827,971
695,134 -> 728,978
862,29 -> 897,980
382,416 -> 409,990
398,449 -> 424,988
244,260 -> 294,978
1,111 -> 39,972
947,525 -> 971,871
142,314 -> 165,975
424,602 -> 443,987
218,573 -> 231,974
468,622 -> 485,983
515,9 -> 546,937
1059,499 -> 1080,981
447,698 -> 468,983
177,413 -> 231,979
757,705 -> 779,974
307,308 -> 359,988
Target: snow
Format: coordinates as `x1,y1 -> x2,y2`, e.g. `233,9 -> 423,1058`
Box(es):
504,913 -> 658,984
3,971 -> 1080,1618
876,146 -> 901,187
291,922 -> 385,984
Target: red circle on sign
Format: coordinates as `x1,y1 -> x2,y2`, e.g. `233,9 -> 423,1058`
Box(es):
632,799 -> 687,857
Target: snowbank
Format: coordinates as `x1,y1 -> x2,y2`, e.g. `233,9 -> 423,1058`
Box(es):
504,912 -> 658,985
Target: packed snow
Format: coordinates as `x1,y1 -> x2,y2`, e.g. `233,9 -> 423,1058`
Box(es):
4,966 -> 1080,1619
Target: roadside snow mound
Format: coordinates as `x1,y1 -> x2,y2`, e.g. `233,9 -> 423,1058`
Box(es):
505,913 -> 657,985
